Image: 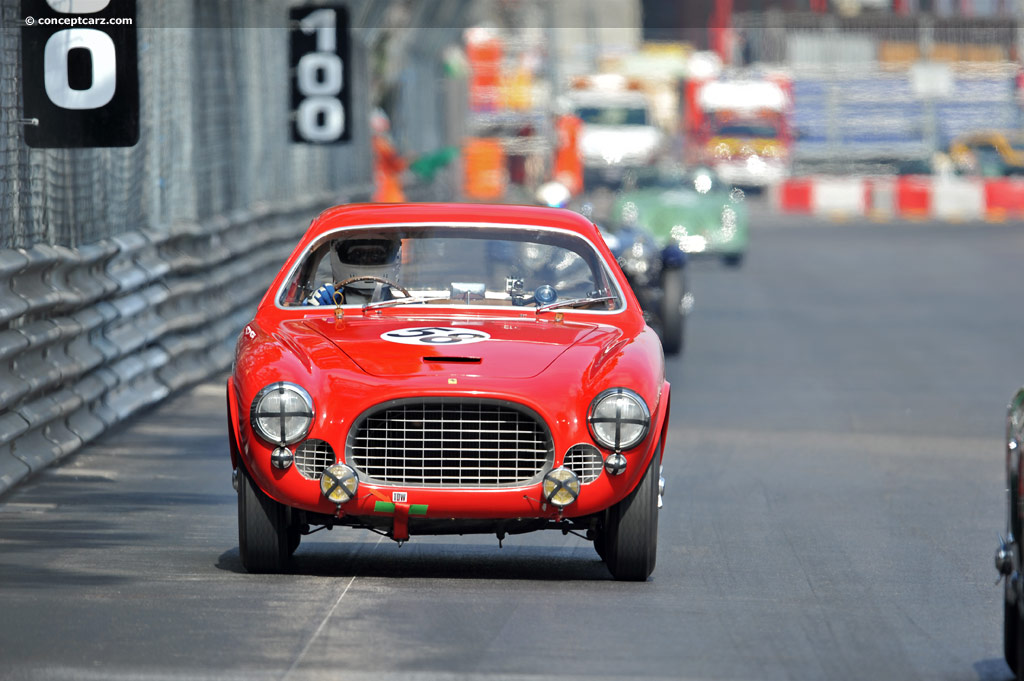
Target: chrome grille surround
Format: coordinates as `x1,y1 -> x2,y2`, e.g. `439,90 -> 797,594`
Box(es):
563,443 -> 604,484
347,398 -> 554,487
294,439 -> 336,480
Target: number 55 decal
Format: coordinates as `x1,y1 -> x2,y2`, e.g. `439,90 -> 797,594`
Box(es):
381,327 -> 491,346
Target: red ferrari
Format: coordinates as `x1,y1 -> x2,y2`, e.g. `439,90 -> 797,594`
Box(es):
227,203 -> 670,580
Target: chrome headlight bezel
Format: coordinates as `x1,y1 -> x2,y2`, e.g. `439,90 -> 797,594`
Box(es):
587,388 -> 650,452
250,382 -> 315,447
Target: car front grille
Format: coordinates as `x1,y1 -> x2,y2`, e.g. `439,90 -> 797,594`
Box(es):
348,399 -> 553,487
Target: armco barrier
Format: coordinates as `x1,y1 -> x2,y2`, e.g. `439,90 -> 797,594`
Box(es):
0,188 -> 373,497
773,175 -> 1024,221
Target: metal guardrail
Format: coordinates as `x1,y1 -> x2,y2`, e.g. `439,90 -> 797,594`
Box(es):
0,188 -> 374,496
0,0 -> 469,497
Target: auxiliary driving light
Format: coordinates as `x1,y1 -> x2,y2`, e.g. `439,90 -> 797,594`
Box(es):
320,463 -> 358,504
604,452 -> 627,476
542,467 -> 580,508
270,446 -> 293,470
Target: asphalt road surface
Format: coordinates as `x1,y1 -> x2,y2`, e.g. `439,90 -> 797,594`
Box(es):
2,213 -> 1022,681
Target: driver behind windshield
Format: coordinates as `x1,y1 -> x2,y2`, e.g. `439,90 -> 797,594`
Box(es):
306,236 -> 402,305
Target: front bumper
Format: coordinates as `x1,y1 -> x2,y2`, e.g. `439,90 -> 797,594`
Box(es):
245,435 -> 660,521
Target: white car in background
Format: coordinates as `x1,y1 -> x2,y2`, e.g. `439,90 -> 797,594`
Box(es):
567,89 -> 666,188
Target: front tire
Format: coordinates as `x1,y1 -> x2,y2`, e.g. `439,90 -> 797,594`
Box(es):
1006,591 -> 1020,674
722,252 -> 744,268
238,466 -> 290,573
1008,475 -> 1024,674
602,450 -> 660,581
659,268 -> 686,356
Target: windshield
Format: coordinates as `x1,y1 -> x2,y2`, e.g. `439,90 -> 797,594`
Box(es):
713,122 -> 780,138
576,105 -> 649,126
278,224 -> 623,312
621,166 -> 722,193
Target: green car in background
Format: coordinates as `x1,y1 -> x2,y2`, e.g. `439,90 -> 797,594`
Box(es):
612,166 -> 748,267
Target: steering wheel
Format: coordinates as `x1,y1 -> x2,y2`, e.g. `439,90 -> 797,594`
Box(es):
333,275 -> 411,300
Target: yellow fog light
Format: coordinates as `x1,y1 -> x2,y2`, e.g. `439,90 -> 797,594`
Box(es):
542,467 -> 580,508
320,464 -> 358,504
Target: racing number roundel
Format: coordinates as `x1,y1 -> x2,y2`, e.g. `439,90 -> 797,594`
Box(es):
381,327 -> 490,346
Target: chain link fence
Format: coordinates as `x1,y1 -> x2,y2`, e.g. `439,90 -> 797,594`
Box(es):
0,0 -> 383,249
0,0 -> 470,495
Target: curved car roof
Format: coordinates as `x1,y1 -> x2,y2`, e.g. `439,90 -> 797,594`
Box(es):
307,202 -> 603,243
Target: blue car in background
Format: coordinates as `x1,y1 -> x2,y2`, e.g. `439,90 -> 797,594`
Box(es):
598,222 -> 689,356
535,180 -> 690,356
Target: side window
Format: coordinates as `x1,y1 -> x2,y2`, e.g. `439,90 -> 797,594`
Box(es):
313,244 -> 333,285
280,244 -> 331,305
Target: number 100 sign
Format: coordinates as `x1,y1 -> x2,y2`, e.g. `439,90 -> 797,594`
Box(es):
290,5 -> 350,144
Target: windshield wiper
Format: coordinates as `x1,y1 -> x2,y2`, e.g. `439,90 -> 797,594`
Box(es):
535,295 -> 615,313
363,295 -> 450,310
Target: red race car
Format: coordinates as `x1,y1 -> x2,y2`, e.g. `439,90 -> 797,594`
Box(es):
227,203 -> 670,580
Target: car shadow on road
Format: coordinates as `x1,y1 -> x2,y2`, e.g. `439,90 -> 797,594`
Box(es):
216,539 -> 615,581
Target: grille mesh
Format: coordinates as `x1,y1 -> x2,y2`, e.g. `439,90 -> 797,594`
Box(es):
349,400 -> 553,486
563,444 -> 604,484
294,439 -> 336,480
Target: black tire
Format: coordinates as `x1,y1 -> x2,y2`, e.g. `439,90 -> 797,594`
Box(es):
722,252 -> 744,268
592,511 -> 608,560
1008,479 -> 1024,675
237,466 -> 290,573
602,451 -> 660,581
659,268 -> 685,356
287,524 -> 302,557
1006,594 -> 1020,675
1009,472 -> 1024,675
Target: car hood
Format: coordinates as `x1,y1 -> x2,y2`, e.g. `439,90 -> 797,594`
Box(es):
290,316 -> 610,379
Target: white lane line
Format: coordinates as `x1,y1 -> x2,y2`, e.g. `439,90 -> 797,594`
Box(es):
282,575 -> 356,681
282,535 -> 385,680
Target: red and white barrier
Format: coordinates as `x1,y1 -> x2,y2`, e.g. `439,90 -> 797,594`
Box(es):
773,175 -> 1024,221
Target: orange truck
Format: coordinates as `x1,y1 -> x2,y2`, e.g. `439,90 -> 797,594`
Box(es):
683,76 -> 793,188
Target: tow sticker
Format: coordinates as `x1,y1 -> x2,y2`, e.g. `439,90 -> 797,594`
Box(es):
381,326 -> 490,346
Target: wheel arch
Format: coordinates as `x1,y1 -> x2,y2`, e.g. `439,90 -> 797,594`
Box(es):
653,380 -> 670,466
227,377 -> 243,470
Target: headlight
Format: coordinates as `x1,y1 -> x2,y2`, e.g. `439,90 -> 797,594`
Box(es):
250,382 -> 314,446
587,388 -> 650,451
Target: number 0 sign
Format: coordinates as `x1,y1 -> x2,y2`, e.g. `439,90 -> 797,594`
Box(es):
290,5 -> 350,144
20,0 -> 139,148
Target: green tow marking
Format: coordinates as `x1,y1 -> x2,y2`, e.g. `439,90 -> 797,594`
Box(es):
373,501 -> 429,515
